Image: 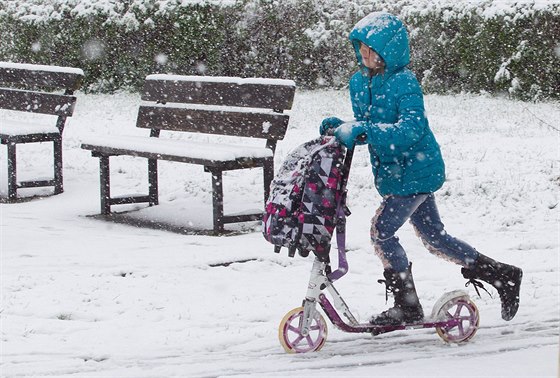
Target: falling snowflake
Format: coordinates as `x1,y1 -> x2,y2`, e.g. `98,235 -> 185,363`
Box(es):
155,53 -> 168,65
82,39 -> 105,61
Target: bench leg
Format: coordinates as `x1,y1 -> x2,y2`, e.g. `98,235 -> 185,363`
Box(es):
7,142 -> 17,201
53,137 -> 63,194
263,158 -> 274,204
209,168 -> 225,234
148,158 -> 159,206
99,155 -> 111,214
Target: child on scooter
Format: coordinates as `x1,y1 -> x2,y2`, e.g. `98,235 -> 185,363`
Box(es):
320,12 -> 522,325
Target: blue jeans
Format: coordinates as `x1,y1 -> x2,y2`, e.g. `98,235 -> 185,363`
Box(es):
371,193 -> 480,272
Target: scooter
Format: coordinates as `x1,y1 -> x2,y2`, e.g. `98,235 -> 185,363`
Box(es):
278,248 -> 480,353
277,144 -> 480,353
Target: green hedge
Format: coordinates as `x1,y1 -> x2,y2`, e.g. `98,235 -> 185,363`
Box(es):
0,3 -> 232,92
1,0 -> 558,100
406,8 -> 560,100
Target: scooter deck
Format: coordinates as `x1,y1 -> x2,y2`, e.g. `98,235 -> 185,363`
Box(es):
318,293 -> 460,336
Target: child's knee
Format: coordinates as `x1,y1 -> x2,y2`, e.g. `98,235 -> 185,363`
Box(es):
370,215 -> 398,242
371,225 -> 398,245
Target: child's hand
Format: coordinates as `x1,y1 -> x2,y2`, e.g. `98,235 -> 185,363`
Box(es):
334,122 -> 367,148
319,117 -> 344,135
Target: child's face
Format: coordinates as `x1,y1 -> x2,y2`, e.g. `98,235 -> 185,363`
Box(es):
359,43 -> 385,72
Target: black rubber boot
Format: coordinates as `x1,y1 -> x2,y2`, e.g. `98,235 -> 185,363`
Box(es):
370,263 -> 424,326
461,254 -> 522,321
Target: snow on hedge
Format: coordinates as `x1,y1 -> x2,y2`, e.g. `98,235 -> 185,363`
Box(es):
395,0 -> 559,18
0,0 -> 233,25
2,0 -> 559,26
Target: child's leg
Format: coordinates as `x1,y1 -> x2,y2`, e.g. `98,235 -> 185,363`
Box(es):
370,194 -> 429,325
409,193 -> 479,267
371,194 -> 429,272
409,194 -> 522,320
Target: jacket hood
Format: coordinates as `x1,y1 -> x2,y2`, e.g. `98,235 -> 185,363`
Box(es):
349,12 -> 410,74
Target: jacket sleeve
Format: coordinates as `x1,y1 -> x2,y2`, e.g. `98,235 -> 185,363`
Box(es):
363,72 -> 428,156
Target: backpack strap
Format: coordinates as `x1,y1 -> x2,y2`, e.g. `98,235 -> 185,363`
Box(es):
327,146 -> 355,282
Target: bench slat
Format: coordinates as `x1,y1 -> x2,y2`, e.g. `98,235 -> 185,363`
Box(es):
85,145 -> 270,169
142,77 -> 295,110
0,88 -> 77,116
0,119 -> 60,143
81,135 -> 273,168
136,105 -> 289,140
1,133 -> 60,144
0,64 -> 84,91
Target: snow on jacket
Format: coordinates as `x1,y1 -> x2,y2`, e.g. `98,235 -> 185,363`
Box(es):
348,12 -> 445,196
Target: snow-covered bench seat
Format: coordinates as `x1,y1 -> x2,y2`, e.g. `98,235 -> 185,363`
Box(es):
0,62 -> 84,201
81,74 -> 296,233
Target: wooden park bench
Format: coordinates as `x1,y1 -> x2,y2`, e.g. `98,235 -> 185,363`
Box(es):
81,74 -> 295,233
0,62 -> 84,201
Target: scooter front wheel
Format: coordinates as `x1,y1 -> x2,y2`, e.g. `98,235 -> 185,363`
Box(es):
278,306 -> 328,353
433,292 -> 480,343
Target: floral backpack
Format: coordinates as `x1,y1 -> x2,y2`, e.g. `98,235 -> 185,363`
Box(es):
262,136 -> 349,261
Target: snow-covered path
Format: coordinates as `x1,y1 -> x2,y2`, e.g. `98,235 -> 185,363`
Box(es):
1,90 -> 559,377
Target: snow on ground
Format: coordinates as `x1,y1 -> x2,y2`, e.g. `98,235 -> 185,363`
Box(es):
1,89 -> 559,377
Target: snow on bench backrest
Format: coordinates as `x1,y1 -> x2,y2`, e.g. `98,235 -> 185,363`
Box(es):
137,74 -> 296,140
143,74 -> 295,110
0,62 -> 84,91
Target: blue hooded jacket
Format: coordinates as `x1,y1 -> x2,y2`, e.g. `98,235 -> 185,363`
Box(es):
348,12 -> 445,196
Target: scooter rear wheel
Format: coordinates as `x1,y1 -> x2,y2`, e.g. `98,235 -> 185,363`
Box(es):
278,306 -> 328,353
434,295 -> 480,343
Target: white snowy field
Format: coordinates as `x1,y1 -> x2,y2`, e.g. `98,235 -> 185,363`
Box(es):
1,89 -> 559,377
